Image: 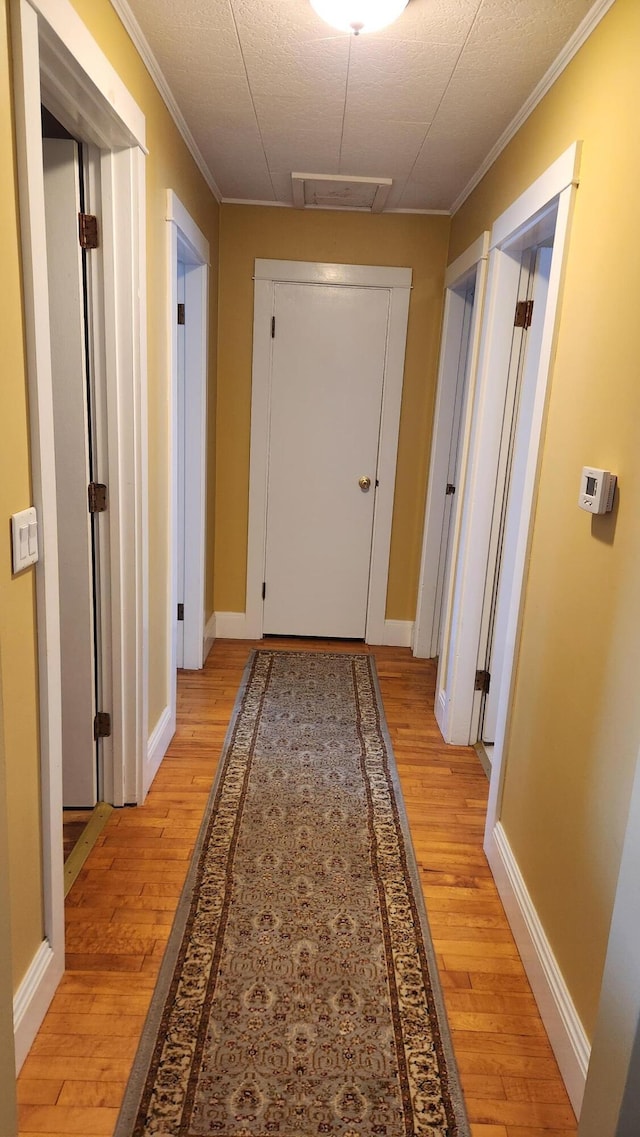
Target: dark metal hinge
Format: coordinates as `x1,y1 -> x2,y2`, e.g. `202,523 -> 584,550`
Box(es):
514,299 -> 534,329
262,582 -> 266,600
79,213 -> 99,249
271,316 -> 275,338
445,483 -> 456,495
177,302 -> 185,325
177,603 -> 184,621
94,711 -> 111,740
475,669 -> 491,695
88,483 -> 108,513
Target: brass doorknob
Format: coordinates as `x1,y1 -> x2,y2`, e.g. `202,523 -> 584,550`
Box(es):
358,476 -> 371,492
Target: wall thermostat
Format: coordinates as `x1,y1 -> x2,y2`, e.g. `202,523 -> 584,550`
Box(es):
578,467 -> 617,514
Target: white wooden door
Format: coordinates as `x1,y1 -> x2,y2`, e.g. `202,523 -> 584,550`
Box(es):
43,138 -> 97,807
263,282 -> 390,638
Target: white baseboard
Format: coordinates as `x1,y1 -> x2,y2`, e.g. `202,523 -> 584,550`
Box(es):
145,705 -> 174,793
214,611 -> 253,639
203,612 -> 216,660
14,939 -> 64,1072
381,619 -> 414,647
485,821 -> 590,1117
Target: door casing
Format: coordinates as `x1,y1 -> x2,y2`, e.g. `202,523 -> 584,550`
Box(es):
413,232 -> 489,660
246,259 -> 411,644
11,0 -> 147,1069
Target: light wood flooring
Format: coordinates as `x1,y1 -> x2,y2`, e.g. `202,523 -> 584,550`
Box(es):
17,639 -> 577,1137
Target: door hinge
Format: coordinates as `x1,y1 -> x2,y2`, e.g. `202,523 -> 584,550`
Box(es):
514,299 -> 534,329
271,316 -> 275,338
88,483 -> 108,513
445,483 -> 456,495
177,302 -> 185,325
78,213 -> 99,249
94,711 -> 111,740
474,669 -> 491,694
262,582 -> 266,600
177,602 -> 184,621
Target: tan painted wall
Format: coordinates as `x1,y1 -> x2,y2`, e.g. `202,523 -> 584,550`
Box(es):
1,0 -> 219,993
451,0 -> 640,1037
215,206 -> 450,620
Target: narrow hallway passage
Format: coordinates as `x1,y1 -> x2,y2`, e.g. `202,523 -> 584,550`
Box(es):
16,640 -> 576,1136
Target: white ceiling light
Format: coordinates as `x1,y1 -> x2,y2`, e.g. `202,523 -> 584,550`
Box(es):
309,0 -> 409,35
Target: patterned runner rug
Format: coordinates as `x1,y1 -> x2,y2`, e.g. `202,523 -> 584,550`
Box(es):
116,650 -> 469,1137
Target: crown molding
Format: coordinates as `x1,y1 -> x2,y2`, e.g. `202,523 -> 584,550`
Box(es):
450,0 -> 616,216
109,0 -> 221,202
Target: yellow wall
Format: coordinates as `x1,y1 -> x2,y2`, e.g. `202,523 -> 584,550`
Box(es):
451,0 -> 640,1037
215,206 -> 450,619
0,0 -> 219,992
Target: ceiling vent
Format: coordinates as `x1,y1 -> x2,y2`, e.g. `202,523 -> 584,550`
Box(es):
291,172 -> 392,213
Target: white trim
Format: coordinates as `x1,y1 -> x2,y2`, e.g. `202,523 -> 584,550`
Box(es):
109,0 -> 221,200
484,164 -> 578,833
382,620 -> 413,648
214,611 -> 252,639
28,0 -> 145,147
445,232 -> 490,288
246,259 -> 411,645
145,705 -> 173,794
13,940 -> 62,1072
166,191 -> 209,784
11,0 -> 148,1050
203,612 -> 216,660
222,198 -> 449,215
486,823 -> 589,1116
253,259 -> 412,289
490,144 -> 580,250
451,0 -> 614,215
413,233 -> 489,661
436,145 -> 580,746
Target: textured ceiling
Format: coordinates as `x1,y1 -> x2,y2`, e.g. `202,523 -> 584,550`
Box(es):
120,0 -> 597,212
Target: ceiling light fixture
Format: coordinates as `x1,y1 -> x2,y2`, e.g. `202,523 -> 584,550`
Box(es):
309,0 -> 409,35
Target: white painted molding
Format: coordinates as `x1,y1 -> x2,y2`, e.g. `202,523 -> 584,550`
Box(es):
445,231 -> 490,288
145,705 -> 174,795
490,143 -> 580,250
203,612 -> 216,660
222,199 -> 450,216
485,822 -> 589,1116
13,939 -> 63,1072
166,192 -> 211,265
254,259 -> 412,289
109,0 -> 221,200
382,620 -> 413,648
451,0 -> 615,215
214,612 -> 253,639
28,0 -> 146,148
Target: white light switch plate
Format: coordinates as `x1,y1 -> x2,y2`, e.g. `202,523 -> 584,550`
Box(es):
11,507 -> 39,573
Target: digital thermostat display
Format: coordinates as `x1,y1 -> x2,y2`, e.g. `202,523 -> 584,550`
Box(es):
578,467 -> 616,515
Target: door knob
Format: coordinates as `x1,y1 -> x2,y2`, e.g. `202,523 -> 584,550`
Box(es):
358,476 -> 371,492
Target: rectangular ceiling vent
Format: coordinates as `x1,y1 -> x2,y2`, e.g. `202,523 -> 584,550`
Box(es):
291,172 -> 392,213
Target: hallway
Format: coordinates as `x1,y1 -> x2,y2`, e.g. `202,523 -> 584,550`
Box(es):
16,639 -> 576,1136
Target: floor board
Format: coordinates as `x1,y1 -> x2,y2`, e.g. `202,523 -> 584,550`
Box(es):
17,640 -> 577,1136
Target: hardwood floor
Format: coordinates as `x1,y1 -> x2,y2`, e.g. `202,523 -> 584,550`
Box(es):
17,639 -> 577,1136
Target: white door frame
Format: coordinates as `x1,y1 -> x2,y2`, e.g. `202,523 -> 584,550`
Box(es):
434,144 -> 580,751
245,259 -> 411,644
11,0 -> 147,1068
413,232 -> 489,660
162,192 -> 209,785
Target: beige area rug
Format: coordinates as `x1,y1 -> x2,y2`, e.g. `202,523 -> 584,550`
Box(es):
116,650 -> 470,1137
